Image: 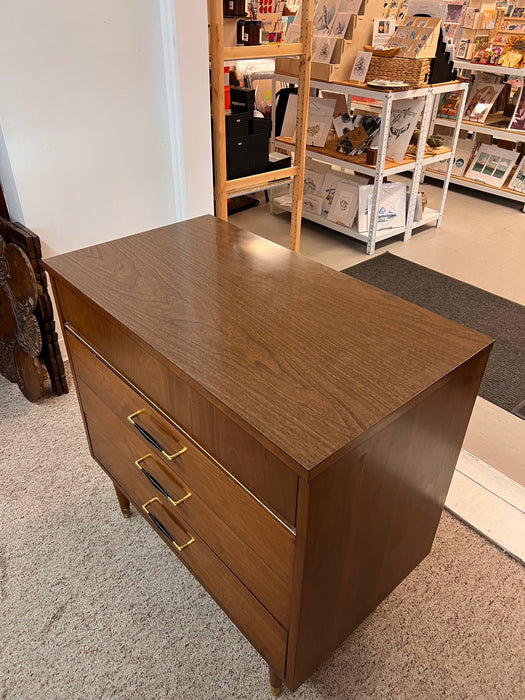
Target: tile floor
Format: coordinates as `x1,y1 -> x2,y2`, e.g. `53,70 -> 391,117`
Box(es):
229,176 -> 525,563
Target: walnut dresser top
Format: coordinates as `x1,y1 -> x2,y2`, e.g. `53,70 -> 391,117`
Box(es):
46,214 -> 490,476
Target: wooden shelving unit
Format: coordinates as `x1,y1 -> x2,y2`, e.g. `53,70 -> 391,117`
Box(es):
208,0 -> 314,251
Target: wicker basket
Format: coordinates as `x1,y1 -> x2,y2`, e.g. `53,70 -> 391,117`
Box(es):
366,56 -> 432,89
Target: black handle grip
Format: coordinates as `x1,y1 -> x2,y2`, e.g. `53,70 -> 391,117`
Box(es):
132,421 -> 165,453
146,511 -> 175,543
140,467 -> 171,501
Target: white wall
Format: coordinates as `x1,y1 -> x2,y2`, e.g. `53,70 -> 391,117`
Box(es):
172,2 -> 214,221
0,0 -> 213,257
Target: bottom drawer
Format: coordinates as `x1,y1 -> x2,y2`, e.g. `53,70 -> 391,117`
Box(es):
84,412 -> 288,677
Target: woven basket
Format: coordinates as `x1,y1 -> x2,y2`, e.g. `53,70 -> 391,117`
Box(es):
366,56 -> 431,89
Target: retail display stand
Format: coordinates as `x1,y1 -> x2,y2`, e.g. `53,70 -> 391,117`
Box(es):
208,0 -> 314,251
429,61 -> 525,212
271,75 -> 469,255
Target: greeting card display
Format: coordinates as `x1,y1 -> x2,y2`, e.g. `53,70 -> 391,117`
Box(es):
437,90 -> 464,120
321,170 -> 368,214
508,157 -> 525,193
349,51 -> 373,82
385,16 -> 441,59
510,86 -> 525,131
280,95 -> 337,147
464,80 -> 504,123
373,18 -> 396,48
312,35 -> 338,63
303,169 -> 326,197
428,137 -> 475,176
371,98 -> 424,163
357,182 -> 406,233
464,144 -> 519,186
326,184 -> 359,227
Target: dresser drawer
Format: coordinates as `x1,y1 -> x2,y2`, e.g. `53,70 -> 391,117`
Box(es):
56,281 -> 298,527
79,373 -> 292,628
85,421 -> 287,677
67,330 -> 295,585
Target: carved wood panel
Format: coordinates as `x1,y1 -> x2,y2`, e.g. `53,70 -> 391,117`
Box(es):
0,217 -> 68,401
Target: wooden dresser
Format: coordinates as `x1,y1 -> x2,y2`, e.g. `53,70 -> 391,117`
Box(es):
44,215 -> 492,694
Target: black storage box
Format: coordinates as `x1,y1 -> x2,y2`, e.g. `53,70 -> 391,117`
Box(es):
230,86 -> 256,114
226,136 -> 250,180
250,116 -> 272,134
269,152 -> 292,170
248,133 -> 269,175
225,110 -> 250,137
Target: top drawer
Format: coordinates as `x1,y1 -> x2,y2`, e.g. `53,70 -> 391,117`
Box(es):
54,280 -> 298,527
67,330 -> 295,586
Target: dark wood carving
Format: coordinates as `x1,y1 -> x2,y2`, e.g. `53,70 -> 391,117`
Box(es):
0,181 -> 8,220
0,217 -> 68,400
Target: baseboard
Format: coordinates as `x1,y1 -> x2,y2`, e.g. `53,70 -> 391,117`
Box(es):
446,450 -> 525,565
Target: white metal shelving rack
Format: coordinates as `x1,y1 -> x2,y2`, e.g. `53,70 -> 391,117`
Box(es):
427,61 -> 525,212
271,75 -> 468,254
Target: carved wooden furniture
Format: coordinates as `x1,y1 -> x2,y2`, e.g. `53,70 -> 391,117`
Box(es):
44,215 -> 492,695
0,217 -> 68,400
0,228 -> 46,401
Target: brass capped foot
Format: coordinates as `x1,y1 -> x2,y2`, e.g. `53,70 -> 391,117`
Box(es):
268,666 -> 283,697
113,484 -> 131,519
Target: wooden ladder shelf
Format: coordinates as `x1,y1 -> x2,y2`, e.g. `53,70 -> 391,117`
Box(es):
208,0 -> 314,252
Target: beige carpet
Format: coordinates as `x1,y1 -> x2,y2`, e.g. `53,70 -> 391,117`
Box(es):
1,370 -> 524,699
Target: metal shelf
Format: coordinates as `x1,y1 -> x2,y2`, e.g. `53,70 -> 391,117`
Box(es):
273,196 -> 441,244
434,117 -> 525,143
453,60 -> 525,78
425,170 -> 525,206
272,78 -> 467,254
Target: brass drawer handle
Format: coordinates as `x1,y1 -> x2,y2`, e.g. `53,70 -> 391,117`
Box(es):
135,455 -> 192,507
127,409 -> 188,460
141,498 -> 195,552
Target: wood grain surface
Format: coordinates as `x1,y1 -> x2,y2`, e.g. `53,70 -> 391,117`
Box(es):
44,215 -> 492,472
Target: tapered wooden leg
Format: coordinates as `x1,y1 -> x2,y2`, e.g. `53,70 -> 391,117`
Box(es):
268,667 -> 283,697
113,484 -> 131,518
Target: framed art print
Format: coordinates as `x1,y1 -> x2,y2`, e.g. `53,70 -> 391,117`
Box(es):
464,144 -> 519,186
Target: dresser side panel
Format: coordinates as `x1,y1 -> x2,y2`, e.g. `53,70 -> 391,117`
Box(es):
286,349 -> 490,690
